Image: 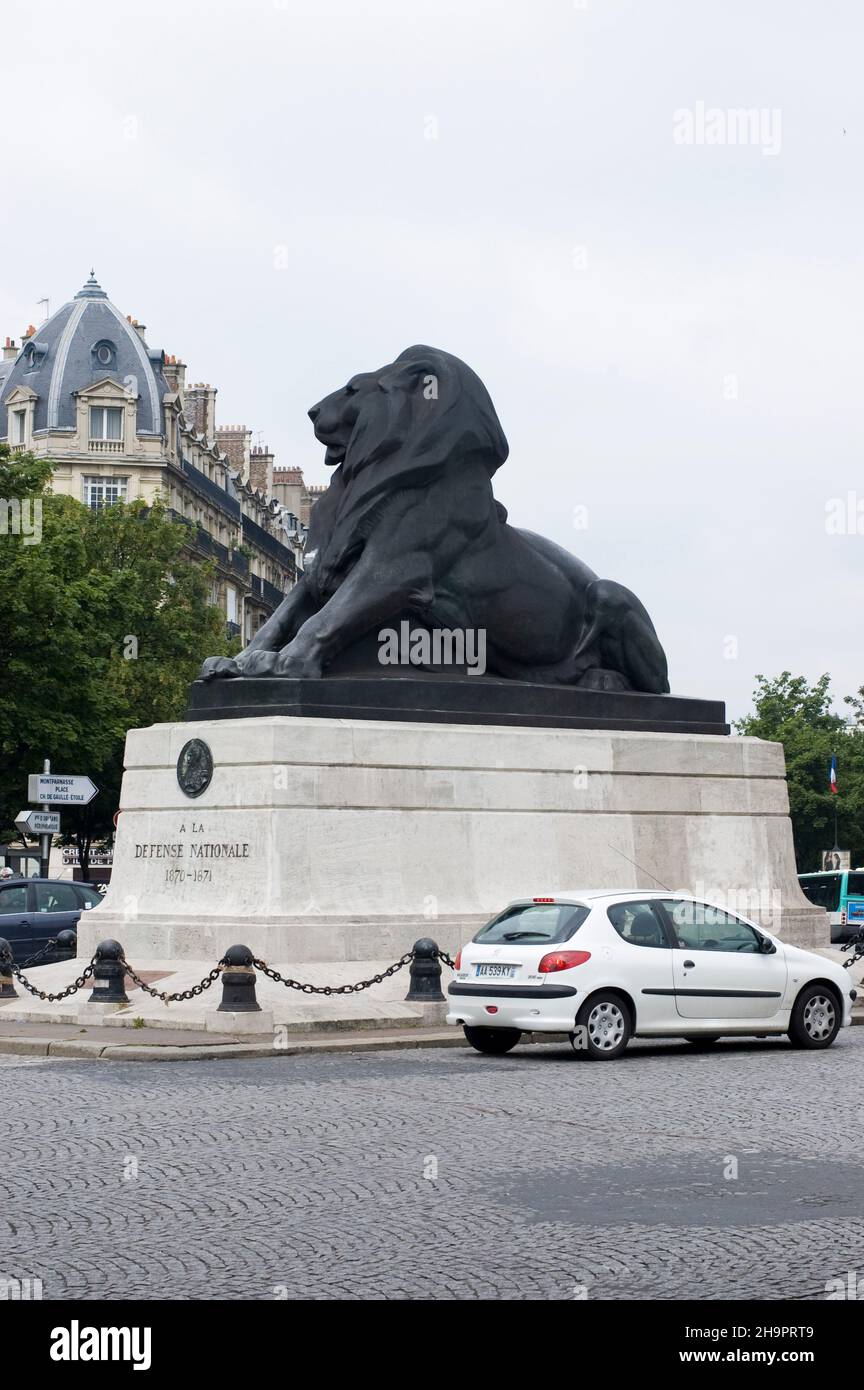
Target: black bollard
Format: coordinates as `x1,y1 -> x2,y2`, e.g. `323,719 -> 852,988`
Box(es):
87,939 -> 130,1004
0,939 -> 17,999
405,937 -> 445,1002
55,929 -> 77,962
218,945 -> 261,1013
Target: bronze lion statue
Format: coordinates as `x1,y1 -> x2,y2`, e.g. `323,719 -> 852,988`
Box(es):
200,345 -> 669,693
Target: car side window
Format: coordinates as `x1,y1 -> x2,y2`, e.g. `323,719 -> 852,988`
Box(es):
607,901 -> 669,948
0,885 -> 28,914
34,883 -> 80,913
664,900 -> 761,953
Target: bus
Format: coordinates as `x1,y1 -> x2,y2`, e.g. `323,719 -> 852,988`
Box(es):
798,869 -> 864,943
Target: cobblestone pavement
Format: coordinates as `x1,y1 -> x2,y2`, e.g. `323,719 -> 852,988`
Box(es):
3,1032 -> 864,1301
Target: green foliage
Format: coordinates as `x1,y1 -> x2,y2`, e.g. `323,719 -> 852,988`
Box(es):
0,444 -> 233,872
0,449 -> 53,499
736,672 -> 864,871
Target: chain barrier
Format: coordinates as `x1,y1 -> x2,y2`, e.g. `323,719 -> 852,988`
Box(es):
123,962 -> 226,1004
18,938 -> 59,970
2,953 -> 96,1002
252,952 -> 415,995
0,944 -> 455,1003
253,947 -> 455,995
841,931 -> 864,970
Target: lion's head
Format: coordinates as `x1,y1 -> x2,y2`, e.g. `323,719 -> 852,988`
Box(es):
308,345 -> 509,481
304,346 -> 509,591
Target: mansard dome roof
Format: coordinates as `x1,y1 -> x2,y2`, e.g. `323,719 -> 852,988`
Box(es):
0,272 -> 169,438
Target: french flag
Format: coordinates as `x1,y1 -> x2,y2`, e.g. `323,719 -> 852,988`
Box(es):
830,756 -> 838,795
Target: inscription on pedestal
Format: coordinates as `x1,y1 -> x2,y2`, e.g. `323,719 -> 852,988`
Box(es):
132,822 -> 251,886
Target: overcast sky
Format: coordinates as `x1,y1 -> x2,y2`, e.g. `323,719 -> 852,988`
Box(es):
1,0 -> 861,721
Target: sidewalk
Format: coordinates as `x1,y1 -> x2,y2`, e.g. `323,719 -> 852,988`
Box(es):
0,1016 -> 467,1061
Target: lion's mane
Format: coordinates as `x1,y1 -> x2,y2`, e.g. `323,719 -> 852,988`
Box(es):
306,346 -> 509,586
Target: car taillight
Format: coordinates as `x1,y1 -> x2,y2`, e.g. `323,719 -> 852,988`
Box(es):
533,897 -> 555,903
454,948 -> 462,970
538,950 -> 591,973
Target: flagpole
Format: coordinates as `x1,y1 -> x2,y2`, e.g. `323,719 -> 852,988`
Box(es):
832,751 -> 839,851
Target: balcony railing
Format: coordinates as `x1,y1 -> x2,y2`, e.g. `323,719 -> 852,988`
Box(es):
167,510 -> 248,580
89,438 -> 124,454
263,576 -> 285,607
174,459 -> 241,519
194,527 -> 230,568
242,513 -> 297,572
250,574 -> 286,609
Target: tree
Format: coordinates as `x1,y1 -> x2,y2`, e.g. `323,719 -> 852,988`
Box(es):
0,444 -> 234,877
736,672 -> 864,871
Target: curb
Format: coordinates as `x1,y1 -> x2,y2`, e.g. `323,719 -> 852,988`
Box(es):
0,1030 -> 469,1062
2,1010 -> 860,1062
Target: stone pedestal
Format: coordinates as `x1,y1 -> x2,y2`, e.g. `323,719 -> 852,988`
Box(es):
78,716 -> 828,964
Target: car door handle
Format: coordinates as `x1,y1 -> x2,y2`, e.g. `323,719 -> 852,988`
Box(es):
683,960 -> 696,969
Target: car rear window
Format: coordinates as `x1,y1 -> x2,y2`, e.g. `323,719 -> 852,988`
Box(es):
473,902 -> 589,945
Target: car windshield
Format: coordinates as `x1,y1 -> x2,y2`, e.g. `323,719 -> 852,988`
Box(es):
473,902 -> 589,945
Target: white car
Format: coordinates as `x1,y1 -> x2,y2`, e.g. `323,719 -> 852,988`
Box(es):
446,890 -> 857,1060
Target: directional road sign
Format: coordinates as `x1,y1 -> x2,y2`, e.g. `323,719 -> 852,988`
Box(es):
15,809 -> 61,834
27,774 -> 98,806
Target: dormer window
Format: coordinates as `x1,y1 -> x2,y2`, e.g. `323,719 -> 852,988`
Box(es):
23,343 -> 46,371
90,405 -> 122,439
91,340 -> 116,370
89,405 -> 123,452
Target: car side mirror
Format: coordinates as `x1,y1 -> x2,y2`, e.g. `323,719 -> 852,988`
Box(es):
758,936 -> 776,954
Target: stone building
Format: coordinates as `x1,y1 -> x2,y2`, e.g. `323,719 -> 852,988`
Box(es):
0,273 -> 309,642
271,464 -> 326,527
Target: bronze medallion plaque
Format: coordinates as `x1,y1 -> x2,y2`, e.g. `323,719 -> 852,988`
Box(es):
176,739 -> 213,798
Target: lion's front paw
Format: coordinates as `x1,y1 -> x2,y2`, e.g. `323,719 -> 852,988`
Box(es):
239,650 -> 281,677
199,656 -> 241,682
576,667 -> 631,693
273,645 -> 324,679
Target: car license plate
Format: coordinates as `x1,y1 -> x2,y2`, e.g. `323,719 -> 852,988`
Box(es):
475,963 -> 518,979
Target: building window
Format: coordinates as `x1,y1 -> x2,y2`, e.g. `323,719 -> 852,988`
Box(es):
92,340 -> 116,369
12,410 -> 26,445
89,406 -> 123,441
82,476 -> 128,510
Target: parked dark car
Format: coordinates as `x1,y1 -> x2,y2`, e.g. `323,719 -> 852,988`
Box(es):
0,878 -> 99,966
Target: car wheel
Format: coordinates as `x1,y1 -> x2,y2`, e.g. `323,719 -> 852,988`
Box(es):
683,1035 -> 721,1048
574,993 -> 631,1060
463,1026 -> 522,1055
788,985 -> 841,1049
